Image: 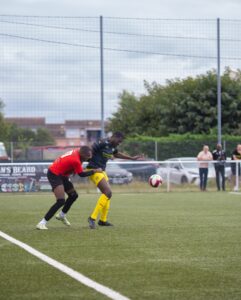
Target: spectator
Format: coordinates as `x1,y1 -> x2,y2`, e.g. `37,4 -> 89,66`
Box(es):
231,144 -> 241,191
212,144 -> 227,191
197,145 -> 213,191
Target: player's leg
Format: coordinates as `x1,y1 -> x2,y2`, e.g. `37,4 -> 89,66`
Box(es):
36,171 -> 65,230
56,179 -> 78,226
88,172 -> 112,228
62,189 -> 78,214
36,185 -> 65,230
98,198 -> 111,225
98,179 -> 113,226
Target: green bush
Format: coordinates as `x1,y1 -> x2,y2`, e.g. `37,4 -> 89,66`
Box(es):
120,134 -> 241,160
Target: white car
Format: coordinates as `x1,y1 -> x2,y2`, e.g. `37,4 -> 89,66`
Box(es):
157,157 -> 199,185
157,157 -> 232,185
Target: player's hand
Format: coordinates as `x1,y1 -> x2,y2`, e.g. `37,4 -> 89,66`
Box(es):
93,168 -> 103,173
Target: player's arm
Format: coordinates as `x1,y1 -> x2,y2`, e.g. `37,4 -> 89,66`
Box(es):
114,152 -> 144,160
78,168 -> 103,177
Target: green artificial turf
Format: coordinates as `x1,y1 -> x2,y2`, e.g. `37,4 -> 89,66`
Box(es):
0,191 -> 241,300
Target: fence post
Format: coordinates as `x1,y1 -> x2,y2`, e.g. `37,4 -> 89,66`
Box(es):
167,161 -> 170,192
155,141 -> 158,161
235,161 -> 239,191
223,140 -> 226,151
10,142 -> 14,163
217,18 -> 222,144
100,15 -> 105,138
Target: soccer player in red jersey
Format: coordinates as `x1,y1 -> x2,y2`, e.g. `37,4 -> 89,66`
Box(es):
36,146 -> 102,230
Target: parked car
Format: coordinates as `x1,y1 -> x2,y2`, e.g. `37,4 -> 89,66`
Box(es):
157,157 -> 199,184
157,157 -> 232,185
106,163 -> 133,185
114,159 -> 160,181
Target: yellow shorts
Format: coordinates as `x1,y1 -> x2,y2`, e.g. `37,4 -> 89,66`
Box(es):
89,171 -> 109,186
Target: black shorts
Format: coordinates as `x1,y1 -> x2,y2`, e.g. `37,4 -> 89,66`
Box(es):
47,170 -> 74,192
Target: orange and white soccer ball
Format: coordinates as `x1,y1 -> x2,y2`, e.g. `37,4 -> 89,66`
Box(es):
149,174 -> 163,188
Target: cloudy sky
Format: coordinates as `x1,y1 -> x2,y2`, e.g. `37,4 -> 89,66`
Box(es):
1,0 -> 241,123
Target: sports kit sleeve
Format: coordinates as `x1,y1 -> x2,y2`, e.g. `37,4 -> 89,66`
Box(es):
78,170 -> 95,177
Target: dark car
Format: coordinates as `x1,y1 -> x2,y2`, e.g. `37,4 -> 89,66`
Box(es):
80,162 -> 133,185
106,163 -> 133,185
114,159 -> 160,181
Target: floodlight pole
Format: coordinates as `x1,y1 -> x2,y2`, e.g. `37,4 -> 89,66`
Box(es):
100,15 -> 105,138
217,18 -> 222,144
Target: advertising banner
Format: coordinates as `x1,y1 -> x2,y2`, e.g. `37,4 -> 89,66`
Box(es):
0,163 -> 51,192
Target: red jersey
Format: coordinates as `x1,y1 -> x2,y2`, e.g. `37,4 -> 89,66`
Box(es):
49,149 -> 83,176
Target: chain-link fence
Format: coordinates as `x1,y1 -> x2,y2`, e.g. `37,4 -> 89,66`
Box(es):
1,139 -> 240,163
1,16 -> 241,194
1,16 -> 241,123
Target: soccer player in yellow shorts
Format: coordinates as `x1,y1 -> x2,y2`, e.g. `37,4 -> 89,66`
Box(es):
87,132 -> 143,229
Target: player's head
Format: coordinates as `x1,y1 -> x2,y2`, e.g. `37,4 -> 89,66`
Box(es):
110,131 -> 125,147
79,146 -> 92,162
216,143 -> 222,150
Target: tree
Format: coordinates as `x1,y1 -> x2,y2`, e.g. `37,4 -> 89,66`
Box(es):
0,99 -> 9,141
108,68 -> 241,136
107,90 -> 140,135
34,128 -> 54,146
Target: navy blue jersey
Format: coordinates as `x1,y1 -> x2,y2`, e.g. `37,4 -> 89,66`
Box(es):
87,139 -> 118,170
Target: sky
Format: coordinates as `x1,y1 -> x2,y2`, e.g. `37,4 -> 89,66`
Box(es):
0,0 -> 241,123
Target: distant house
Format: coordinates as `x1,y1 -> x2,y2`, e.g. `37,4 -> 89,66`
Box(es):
5,117 -> 46,133
5,117 -> 107,146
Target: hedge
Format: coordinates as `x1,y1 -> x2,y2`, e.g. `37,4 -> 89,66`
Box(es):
120,134 -> 241,160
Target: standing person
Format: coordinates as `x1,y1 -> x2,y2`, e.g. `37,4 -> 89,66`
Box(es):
212,144 -> 227,191
36,146 -> 102,230
231,144 -> 241,191
87,132 -> 143,229
197,145 -> 213,191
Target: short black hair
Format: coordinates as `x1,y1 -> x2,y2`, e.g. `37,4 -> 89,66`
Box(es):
112,131 -> 125,139
79,145 -> 92,156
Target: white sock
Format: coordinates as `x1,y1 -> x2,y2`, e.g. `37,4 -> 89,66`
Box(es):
59,211 -> 65,218
40,218 -> 47,225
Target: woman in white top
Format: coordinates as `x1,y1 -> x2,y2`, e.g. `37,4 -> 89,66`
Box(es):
197,145 -> 213,191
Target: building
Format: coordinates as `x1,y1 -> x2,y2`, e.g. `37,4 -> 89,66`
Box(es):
5,117 -> 107,146
5,117 -> 46,132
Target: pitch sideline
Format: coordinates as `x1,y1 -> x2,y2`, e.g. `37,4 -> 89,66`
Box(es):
0,230 -> 130,300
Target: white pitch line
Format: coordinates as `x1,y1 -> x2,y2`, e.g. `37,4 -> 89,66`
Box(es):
0,231 -> 130,300
229,192 -> 241,195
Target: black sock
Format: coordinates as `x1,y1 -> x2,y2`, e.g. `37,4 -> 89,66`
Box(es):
44,198 -> 65,221
62,191 -> 78,214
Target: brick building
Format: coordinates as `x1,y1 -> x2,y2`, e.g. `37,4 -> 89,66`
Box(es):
5,117 -> 106,146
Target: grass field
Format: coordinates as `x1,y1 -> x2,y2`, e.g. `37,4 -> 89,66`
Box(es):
0,191 -> 241,300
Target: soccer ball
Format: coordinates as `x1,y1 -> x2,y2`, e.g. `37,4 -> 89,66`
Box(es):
149,174 -> 163,188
